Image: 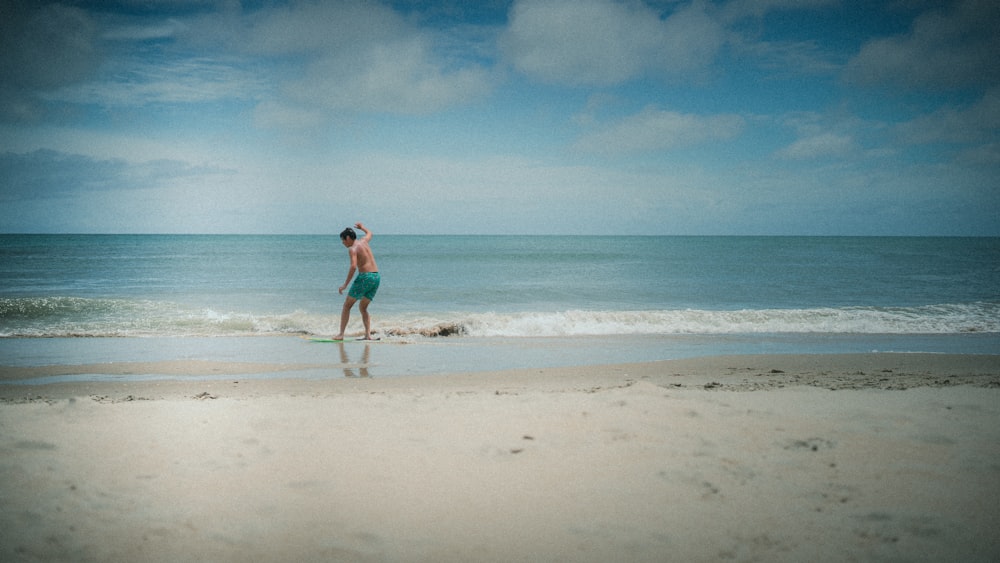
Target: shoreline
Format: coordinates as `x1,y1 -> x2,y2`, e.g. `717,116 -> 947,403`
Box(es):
1,352 -> 998,402
2,352 -> 999,562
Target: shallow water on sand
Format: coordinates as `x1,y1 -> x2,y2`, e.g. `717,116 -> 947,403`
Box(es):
3,332 -> 998,384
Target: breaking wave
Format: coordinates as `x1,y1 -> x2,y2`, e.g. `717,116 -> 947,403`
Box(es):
384,304 -> 999,337
2,297 -> 997,338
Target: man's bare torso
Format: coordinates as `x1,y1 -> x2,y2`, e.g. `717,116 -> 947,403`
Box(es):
352,240 -> 378,273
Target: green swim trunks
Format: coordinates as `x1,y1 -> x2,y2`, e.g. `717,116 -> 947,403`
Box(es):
348,272 -> 380,301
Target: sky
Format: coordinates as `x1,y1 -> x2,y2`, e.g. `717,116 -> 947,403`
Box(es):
0,0 -> 998,235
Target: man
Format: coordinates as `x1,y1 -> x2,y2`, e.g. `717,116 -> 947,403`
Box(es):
333,222 -> 380,341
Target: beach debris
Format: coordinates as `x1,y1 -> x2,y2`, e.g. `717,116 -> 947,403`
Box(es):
384,323 -> 464,337
90,394 -> 147,403
193,391 -> 217,400
783,437 -> 835,452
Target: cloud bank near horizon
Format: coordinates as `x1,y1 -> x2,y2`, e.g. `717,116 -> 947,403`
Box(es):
0,0 -> 997,235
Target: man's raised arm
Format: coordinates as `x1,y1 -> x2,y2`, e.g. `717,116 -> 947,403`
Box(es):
355,222 -> 372,243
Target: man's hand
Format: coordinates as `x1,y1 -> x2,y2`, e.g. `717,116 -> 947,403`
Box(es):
338,284 -> 347,295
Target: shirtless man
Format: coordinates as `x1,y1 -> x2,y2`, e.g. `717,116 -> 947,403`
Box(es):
333,222 -> 380,341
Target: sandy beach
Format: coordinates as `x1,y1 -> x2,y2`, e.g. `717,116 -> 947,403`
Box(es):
2,353 -> 999,562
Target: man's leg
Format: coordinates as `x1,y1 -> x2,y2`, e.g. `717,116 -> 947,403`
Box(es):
334,296 -> 357,340
358,298 -> 372,339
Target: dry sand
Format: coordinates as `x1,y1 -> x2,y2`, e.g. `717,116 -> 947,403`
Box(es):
1,353 -> 998,562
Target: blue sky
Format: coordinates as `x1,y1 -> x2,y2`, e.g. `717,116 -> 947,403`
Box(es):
1,0 -> 997,235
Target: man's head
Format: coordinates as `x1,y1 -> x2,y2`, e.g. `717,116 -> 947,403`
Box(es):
340,227 -> 357,247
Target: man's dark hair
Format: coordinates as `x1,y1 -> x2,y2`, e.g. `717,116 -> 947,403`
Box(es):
340,227 -> 357,240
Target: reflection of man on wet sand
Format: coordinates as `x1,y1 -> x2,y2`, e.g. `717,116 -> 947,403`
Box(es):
338,342 -> 371,378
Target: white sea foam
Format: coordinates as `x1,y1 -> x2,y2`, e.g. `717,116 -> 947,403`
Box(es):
385,303 -> 1000,338
2,297 -> 997,338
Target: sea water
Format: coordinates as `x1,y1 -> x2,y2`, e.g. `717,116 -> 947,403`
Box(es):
1,235 -> 998,377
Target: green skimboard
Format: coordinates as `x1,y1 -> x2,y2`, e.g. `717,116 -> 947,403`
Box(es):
303,336 -> 381,343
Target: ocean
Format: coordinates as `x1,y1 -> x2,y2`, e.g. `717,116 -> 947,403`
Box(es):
2,235 -> 998,379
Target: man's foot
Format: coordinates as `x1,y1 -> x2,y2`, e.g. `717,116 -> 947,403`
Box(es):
331,335 -> 345,341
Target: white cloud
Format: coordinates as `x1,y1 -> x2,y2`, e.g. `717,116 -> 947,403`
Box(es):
102,18 -> 185,41
0,123 -> 251,170
48,55 -> 267,106
252,100 -> 326,131
285,36 -> 494,115
0,149 -> 229,203
730,36 -> 841,75
573,107 -> 745,154
319,151 -> 731,234
775,132 -> 854,159
845,0 -> 1000,91
656,1 -> 728,75
233,1 -> 406,55
895,87 -> 1000,144
185,1 -> 495,116
772,111 -> 863,160
38,1 -> 493,120
955,142 -> 1000,165
501,0 -> 724,86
